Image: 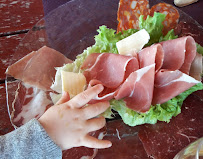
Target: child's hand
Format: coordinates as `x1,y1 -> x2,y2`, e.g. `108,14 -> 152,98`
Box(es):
38,84 -> 112,150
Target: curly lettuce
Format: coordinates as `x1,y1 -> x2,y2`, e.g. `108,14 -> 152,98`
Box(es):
111,83 -> 203,126
196,43 -> 203,55
139,12 -> 177,45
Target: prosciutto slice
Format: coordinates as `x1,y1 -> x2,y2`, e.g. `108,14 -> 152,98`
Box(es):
82,53 -> 139,102
82,53 -> 155,112
138,44 -> 164,71
6,46 -> 72,91
152,69 -> 200,105
160,36 -> 196,74
115,64 -> 155,112
189,52 -> 203,81
11,82 -> 52,127
81,53 -> 139,88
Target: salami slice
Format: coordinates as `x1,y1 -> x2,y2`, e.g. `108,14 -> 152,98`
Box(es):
150,3 -> 180,34
117,0 -> 149,32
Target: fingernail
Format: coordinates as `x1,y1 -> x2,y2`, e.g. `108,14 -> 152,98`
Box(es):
97,84 -> 104,90
108,142 -> 112,147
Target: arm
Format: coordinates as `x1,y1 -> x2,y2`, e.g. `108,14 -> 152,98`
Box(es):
0,119 -> 62,159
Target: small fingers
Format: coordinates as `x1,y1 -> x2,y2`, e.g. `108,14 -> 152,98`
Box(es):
82,101 -> 110,119
82,135 -> 112,149
86,117 -> 106,132
56,92 -> 70,105
68,84 -> 104,108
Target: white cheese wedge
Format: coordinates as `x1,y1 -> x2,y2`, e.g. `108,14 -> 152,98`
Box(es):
61,70 -> 86,98
174,0 -> 198,7
116,29 -> 150,56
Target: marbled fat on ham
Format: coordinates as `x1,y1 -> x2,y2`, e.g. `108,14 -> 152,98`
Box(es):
6,46 -> 72,91
11,82 -> 52,127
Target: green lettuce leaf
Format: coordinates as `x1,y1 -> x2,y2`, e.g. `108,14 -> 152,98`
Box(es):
139,12 -> 177,44
196,43 -> 203,55
139,12 -> 165,45
112,83 -> 203,126
159,29 -> 178,42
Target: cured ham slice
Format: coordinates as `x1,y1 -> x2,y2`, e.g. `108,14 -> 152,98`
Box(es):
87,80 -> 116,102
138,44 -> 164,71
189,52 -> 203,81
160,36 -> 196,74
81,53 -> 139,102
115,64 -> 155,112
6,46 -> 72,91
11,82 -> 52,127
152,69 -> 200,105
81,53 -> 139,88
139,92 -> 203,159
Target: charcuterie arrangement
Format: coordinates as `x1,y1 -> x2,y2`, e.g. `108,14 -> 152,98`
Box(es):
6,0 -> 203,158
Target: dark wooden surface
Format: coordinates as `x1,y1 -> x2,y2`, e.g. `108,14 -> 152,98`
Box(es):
0,0 -> 44,134
0,0 -> 202,136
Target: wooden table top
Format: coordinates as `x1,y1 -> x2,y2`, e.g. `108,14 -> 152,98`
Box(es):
0,0 -> 202,135
0,0 -> 44,134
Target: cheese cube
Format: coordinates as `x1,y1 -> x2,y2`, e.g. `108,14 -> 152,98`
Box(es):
61,70 -> 86,98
